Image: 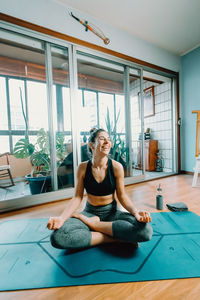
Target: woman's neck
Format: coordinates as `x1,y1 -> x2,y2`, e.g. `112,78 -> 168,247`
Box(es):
91,155 -> 108,168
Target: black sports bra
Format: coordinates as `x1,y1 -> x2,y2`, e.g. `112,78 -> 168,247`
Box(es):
84,158 -> 116,196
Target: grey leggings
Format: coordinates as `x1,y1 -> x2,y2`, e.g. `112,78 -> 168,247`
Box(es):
50,200 -> 153,249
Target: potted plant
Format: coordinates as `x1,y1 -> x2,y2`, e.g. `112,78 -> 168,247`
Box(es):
13,88 -> 67,194
13,128 -> 67,194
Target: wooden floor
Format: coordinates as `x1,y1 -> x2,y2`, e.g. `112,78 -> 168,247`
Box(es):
1,174 -> 200,300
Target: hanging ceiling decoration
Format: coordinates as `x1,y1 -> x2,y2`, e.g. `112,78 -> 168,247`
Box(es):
69,11 -> 110,45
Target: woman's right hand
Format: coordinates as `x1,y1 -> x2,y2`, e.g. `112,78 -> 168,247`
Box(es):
47,216 -> 65,230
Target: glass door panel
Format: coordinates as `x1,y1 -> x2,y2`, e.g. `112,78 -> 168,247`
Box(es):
123,67 -> 145,183
130,72 -> 144,179
98,92 -> 115,129
51,46 -> 74,189
9,79 -> 26,131
0,39 -> 52,199
76,52 -> 145,184
142,71 -> 174,179
77,52 -> 126,170
27,81 -> 48,130
80,90 -> 98,132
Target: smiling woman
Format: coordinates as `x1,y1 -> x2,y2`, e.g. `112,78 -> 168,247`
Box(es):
83,128 -> 115,199
47,127 -> 153,250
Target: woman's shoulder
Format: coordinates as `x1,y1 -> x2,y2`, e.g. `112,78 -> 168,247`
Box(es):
76,161 -> 90,180
78,160 -> 89,173
110,158 -> 124,174
79,160 -> 89,168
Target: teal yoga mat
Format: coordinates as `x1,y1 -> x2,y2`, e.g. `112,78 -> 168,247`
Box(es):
1,211 -> 200,291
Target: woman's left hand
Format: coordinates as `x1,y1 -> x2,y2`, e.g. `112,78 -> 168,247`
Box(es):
134,211 -> 151,223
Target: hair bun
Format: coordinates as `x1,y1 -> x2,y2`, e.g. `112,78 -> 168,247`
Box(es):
89,127 -> 98,134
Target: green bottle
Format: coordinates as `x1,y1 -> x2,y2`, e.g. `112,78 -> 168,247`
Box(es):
156,184 -> 163,210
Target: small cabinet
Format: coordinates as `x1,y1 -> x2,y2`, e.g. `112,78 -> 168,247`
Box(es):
137,140 -> 158,171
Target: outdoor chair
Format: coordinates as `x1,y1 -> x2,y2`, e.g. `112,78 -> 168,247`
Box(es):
0,152 -> 15,188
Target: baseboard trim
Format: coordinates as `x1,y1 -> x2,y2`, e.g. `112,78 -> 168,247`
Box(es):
181,170 -> 200,176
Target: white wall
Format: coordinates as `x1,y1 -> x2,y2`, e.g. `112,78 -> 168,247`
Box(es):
0,0 -> 180,72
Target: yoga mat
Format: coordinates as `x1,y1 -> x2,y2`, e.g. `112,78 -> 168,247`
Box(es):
1,211 -> 200,291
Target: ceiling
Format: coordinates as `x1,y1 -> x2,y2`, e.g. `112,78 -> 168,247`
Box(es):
55,0 -> 200,55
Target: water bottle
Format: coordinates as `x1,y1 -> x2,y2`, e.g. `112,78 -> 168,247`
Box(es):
156,184 -> 163,210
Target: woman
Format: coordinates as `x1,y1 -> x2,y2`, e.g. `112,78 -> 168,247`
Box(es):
47,128 -> 153,249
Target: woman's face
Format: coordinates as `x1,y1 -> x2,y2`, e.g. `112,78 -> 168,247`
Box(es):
91,131 -> 112,156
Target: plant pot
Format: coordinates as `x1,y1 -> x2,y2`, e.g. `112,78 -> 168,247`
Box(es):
25,173 -> 51,195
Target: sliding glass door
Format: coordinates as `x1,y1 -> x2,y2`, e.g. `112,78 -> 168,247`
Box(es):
0,24 -> 178,212
0,33 -> 52,200
0,28 -> 73,206
140,70 -> 174,180
76,52 -> 125,171
76,51 -> 145,183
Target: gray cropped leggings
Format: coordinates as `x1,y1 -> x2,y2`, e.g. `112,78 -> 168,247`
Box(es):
50,200 -> 153,249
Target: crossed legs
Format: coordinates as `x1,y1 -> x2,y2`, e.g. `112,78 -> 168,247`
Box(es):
50,215 -> 115,249
72,214 -> 115,246
50,209 -> 152,250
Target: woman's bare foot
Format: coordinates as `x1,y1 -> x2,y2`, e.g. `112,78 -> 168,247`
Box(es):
72,213 -> 100,230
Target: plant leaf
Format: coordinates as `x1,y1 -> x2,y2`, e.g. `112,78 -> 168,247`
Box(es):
13,138 -> 35,159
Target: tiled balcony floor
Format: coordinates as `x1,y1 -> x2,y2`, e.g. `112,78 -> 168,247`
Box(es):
0,171 -> 173,202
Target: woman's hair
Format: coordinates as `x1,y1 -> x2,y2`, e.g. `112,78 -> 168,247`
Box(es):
87,128 -> 106,155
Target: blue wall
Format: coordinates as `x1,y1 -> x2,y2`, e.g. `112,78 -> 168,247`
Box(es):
181,47 -> 200,172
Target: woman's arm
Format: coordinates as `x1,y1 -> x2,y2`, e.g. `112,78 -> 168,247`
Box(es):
113,161 -> 151,223
47,162 -> 86,230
